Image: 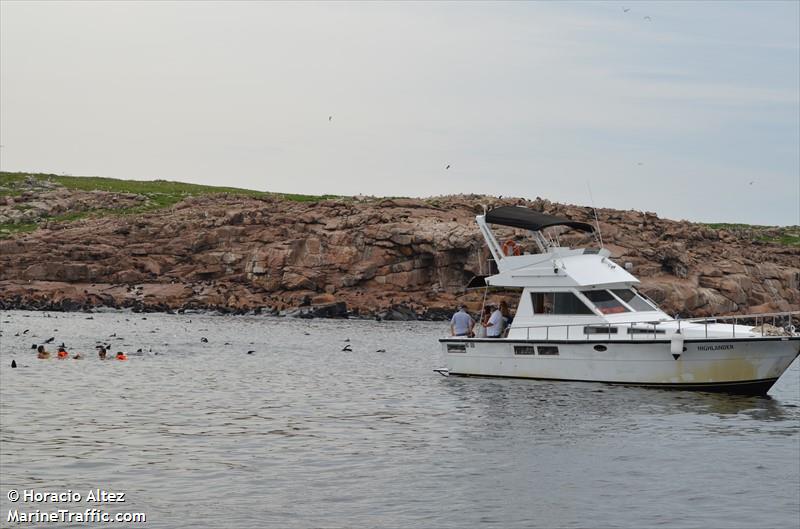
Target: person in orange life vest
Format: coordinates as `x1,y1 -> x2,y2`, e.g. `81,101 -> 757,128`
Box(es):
57,345 -> 69,359
116,351 -> 128,360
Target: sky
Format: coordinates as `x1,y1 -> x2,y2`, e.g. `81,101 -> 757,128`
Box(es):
1,1 -> 798,225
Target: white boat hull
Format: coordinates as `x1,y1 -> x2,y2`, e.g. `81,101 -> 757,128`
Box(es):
440,337 -> 800,394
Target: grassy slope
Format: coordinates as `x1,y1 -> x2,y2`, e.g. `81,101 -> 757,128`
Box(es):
700,222 -> 800,247
0,172 -> 339,238
1,172 -> 798,246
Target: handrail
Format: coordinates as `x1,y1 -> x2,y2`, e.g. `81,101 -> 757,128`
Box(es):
504,310 -> 800,341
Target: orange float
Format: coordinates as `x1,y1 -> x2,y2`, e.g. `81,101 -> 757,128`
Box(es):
501,239 -> 521,256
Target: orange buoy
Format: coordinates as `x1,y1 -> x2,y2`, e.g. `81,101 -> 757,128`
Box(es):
501,239 -> 521,256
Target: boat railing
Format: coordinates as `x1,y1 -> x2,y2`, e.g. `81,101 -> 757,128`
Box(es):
513,311 -> 800,341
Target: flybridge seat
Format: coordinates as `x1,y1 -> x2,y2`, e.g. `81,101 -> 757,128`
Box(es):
484,206 -> 595,233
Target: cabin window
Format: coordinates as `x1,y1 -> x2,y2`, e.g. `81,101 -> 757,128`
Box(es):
447,344 -> 467,353
584,326 -> 618,335
514,346 -> 536,355
537,346 -> 559,356
627,327 -> 665,335
611,289 -> 657,311
531,292 -> 594,315
583,290 -> 630,315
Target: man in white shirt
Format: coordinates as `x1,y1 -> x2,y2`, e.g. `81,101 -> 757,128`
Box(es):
450,305 -> 475,337
485,304 -> 504,338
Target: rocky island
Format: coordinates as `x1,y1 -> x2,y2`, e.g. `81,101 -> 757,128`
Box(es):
1,172 -> 798,320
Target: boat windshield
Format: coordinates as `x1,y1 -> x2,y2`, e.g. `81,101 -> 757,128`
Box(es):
583,290 -> 630,314
611,289 -> 658,311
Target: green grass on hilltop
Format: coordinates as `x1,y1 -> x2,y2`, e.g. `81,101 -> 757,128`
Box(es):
700,222 -> 800,247
702,222 -> 765,230
0,172 -> 337,202
757,232 -> 800,246
0,172 -> 340,238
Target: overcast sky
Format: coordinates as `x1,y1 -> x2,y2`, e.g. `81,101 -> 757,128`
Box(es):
1,1 -> 798,225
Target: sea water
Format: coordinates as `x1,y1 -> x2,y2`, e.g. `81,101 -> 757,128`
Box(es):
1,311 -> 798,528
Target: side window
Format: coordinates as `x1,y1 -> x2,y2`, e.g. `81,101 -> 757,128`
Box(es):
612,289 -> 657,311
584,326 -> 618,335
531,292 -> 593,315
537,346 -> 559,356
584,290 -> 630,315
628,327 -> 665,335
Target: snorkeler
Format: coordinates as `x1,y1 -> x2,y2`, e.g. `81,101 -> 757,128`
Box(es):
116,351 -> 128,361
96,346 -> 108,360
37,345 -> 50,359
57,345 -> 69,359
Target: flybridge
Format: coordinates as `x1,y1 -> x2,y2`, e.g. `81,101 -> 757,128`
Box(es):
476,206 -> 635,288
478,206 -> 598,271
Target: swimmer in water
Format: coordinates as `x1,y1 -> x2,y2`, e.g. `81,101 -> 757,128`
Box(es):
57,345 -> 69,359
37,345 -> 50,359
73,352 -> 82,359
116,351 -> 128,361
97,346 -> 107,360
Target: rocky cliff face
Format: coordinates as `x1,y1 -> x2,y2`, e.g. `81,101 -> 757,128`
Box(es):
1,183 -> 798,319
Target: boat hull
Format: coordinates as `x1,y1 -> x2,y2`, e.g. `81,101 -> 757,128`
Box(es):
439,337 -> 800,395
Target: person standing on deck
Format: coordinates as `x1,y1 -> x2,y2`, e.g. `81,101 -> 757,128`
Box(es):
450,305 -> 475,337
484,304 -> 505,338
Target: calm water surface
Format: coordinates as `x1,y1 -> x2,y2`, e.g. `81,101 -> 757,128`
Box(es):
1,311 -> 798,528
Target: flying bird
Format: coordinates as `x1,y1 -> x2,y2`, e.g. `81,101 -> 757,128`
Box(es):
446,164 -> 451,170
622,7 -> 630,12
643,15 -> 652,21
342,344 -> 352,352
748,181 -> 755,185
328,116 -> 333,122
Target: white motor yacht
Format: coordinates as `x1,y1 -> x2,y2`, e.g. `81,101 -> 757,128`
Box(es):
439,206 -> 800,394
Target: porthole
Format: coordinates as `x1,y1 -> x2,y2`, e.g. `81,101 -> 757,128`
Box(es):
593,345 -> 607,352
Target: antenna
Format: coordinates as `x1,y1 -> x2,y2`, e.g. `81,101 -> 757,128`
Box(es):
586,183 -> 604,248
